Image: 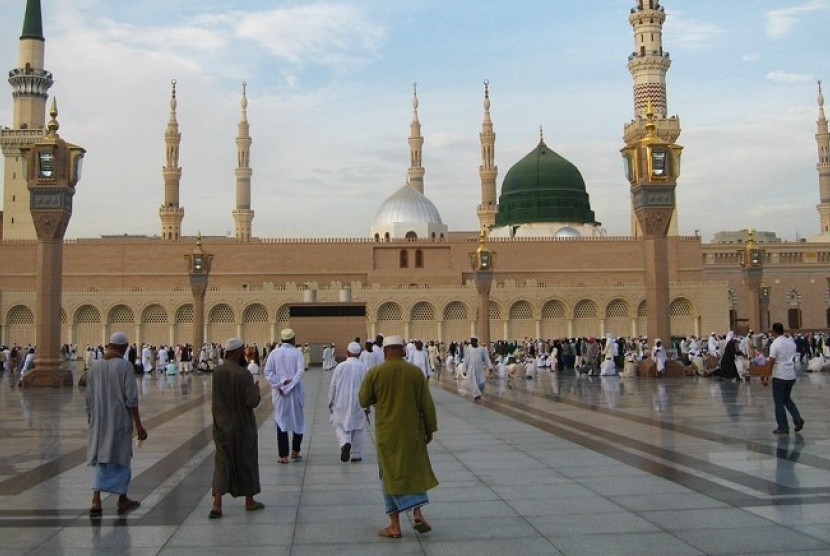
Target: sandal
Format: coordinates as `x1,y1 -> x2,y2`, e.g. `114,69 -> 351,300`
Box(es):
278,457 -> 289,464
377,527 -> 402,539
89,506 -> 102,518
290,451 -> 302,460
246,502 -> 265,511
117,499 -> 140,514
208,509 -> 223,519
413,519 -> 432,534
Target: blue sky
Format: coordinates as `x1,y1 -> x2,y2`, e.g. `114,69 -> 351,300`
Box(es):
0,0 -> 828,240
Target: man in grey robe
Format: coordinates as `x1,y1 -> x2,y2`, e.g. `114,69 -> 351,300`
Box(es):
86,332 -> 148,517
209,337 -> 264,518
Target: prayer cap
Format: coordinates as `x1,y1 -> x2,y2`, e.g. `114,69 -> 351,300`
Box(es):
347,341 -> 362,355
224,337 -> 244,352
109,332 -> 129,345
280,328 -> 296,341
471,335 -> 479,340
384,335 -> 404,347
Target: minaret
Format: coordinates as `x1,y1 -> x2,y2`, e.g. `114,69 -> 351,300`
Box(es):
816,81 -> 830,234
159,79 -> 184,240
233,82 -> 254,242
1,0 -> 55,240
623,0 -> 681,236
407,83 -> 425,194
477,80 -> 498,229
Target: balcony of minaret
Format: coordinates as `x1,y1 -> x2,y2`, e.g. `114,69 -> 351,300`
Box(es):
624,116 -> 680,145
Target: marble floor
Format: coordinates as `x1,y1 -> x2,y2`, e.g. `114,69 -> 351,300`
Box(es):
0,363 -> 828,555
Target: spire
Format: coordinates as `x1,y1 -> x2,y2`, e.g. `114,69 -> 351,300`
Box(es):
46,97 -> 59,137
539,125 -> 545,146
21,0 -> 44,41
477,79 -> 498,229
160,79 -> 184,241
815,79 -> 830,233
407,82 -> 425,194
234,81 -> 254,242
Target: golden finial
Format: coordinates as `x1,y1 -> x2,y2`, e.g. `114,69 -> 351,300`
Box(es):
195,231 -> 203,253
643,99 -> 658,140
47,97 -> 59,135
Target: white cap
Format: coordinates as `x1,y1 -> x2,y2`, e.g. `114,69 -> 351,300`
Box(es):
471,335 -> 479,340
224,337 -> 244,352
109,332 -> 129,345
280,328 -> 295,341
347,341 -> 362,355
384,335 -> 404,347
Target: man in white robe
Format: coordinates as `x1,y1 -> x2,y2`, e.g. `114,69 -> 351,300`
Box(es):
141,344 -> 152,374
359,341 -> 377,369
408,340 -> 432,379
372,334 -> 385,367
321,345 -> 332,370
464,336 -> 492,403
157,346 -> 169,371
328,342 -> 370,462
264,328 -> 306,463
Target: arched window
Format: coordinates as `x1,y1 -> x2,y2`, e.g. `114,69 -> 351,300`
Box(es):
415,249 -> 424,268
399,250 -> 409,268
405,231 -> 417,241
384,232 -> 390,242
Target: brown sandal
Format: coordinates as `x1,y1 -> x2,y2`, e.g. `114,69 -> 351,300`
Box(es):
378,527 -> 401,539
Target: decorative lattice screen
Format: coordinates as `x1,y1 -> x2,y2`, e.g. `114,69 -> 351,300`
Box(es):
142,305 -> 169,324
243,304 -> 269,322
176,304 -> 193,324
669,298 -> 692,316
7,305 -> 34,325
443,302 -> 468,321
573,300 -> 597,319
542,301 -> 565,319
378,303 -> 403,321
75,305 -> 101,324
209,304 -> 235,323
509,301 -> 533,320
637,300 -> 648,317
489,301 -> 501,320
606,299 -> 629,318
411,302 -> 435,321
109,305 -> 135,324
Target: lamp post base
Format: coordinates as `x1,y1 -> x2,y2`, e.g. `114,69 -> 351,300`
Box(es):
21,361 -> 74,387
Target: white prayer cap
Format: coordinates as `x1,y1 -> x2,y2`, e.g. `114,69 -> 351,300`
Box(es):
347,342 -> 362,355
384,335 -> 404,347
471,335 -> 479,340
109,332 -> 129,345
280,328 -> 296,341
224,337 -> 244,352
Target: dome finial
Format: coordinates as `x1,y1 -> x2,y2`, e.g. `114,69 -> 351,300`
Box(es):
170,79 -> 178,111
819,79 -> 825,108
412,82 -> 419,112
539,125 -> 545,145
483,79 -> 491,111
241,81 -> 248,111
47,96 -> 59,136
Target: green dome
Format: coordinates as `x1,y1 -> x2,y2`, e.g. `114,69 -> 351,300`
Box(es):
495,141 -> 596,226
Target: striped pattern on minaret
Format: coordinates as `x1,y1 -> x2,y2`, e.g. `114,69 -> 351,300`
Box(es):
815,81 -> 830,233
477,80 -> 498,229
407,83 -> 425,194
233,82 -> 254,242
624,0 -> 681,236
159,79 -> 184,241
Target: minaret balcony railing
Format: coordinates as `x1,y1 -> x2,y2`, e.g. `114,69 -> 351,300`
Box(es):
9,69 -> 53,97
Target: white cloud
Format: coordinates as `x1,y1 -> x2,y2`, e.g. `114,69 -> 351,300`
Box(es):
234,4 -> 385,68
664,12 -> 724,49
766,0 -> 829,39
766,70 -> 813,83
742,53 -> 761,62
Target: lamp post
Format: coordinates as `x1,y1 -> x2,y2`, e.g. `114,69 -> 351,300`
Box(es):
185,233 -> 212,350
760,282 -> 771,332
20,99 -> 85,387
469,228 -> 495,349
621,101 -> 682,345
738,229 -> 765,333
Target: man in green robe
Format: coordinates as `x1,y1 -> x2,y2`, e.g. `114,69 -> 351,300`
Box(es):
359,335 -> 438,539
209,337 -> 264,518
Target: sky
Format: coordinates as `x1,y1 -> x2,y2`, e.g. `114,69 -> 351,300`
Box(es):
0,0 -> 828,241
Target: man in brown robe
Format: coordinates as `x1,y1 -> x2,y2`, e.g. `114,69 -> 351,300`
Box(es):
209,337 -> 263,518
359,335 -> 438,538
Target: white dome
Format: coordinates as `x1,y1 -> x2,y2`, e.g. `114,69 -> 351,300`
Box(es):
555,226 -> 581,238
372,185 -> 444,227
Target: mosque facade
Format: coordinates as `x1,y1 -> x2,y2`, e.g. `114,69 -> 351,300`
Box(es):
0,0 -> 828,354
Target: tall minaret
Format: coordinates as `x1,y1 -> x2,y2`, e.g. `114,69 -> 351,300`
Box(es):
159,80 -> 184,240
623,0 -> 681,236
477,80 -> 498,229
407,83 -> 425,194
233,82 -> 254,242
1,0 -> 55,240
816,81 -> 830,235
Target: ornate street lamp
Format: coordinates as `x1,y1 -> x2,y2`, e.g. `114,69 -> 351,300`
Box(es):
738,229 -> 765,332
184,233 -> 213,350
20,99 -> 85,387
469,228 -> 495,348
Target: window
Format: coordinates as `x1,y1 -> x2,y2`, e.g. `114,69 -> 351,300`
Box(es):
400,250 -> 409,268
415,249 -> 423,268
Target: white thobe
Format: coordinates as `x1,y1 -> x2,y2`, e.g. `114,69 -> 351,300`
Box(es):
321,346 -> 331,369
464,345 -> 492,398
157,348 -> 169,369
141,346 -> 152,373
408,349 -> 432,378
265,344 -> 306,433
652,346 -> 667,372
328,357 -> 368,457
372,345 -> 384,367
358,350 -> 375,370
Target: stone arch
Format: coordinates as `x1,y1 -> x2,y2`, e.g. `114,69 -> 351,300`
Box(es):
376,302 -> 404,337
174,304 -> 194,345
6,305 -> 35,347
410,301 -> 437,341
540,299 -> 567,339
141,304 -> 169,346
242,303 -> 269,345
605,298 -> 630,337
508,300 -> 534,340
443,301 -> 469,343
108,304 -> 135,324
208,303 -> 236,343
669,297 -> 695,336
573,299 -> 599,338
275,304 -> 291,324
74,304 -> 102,347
